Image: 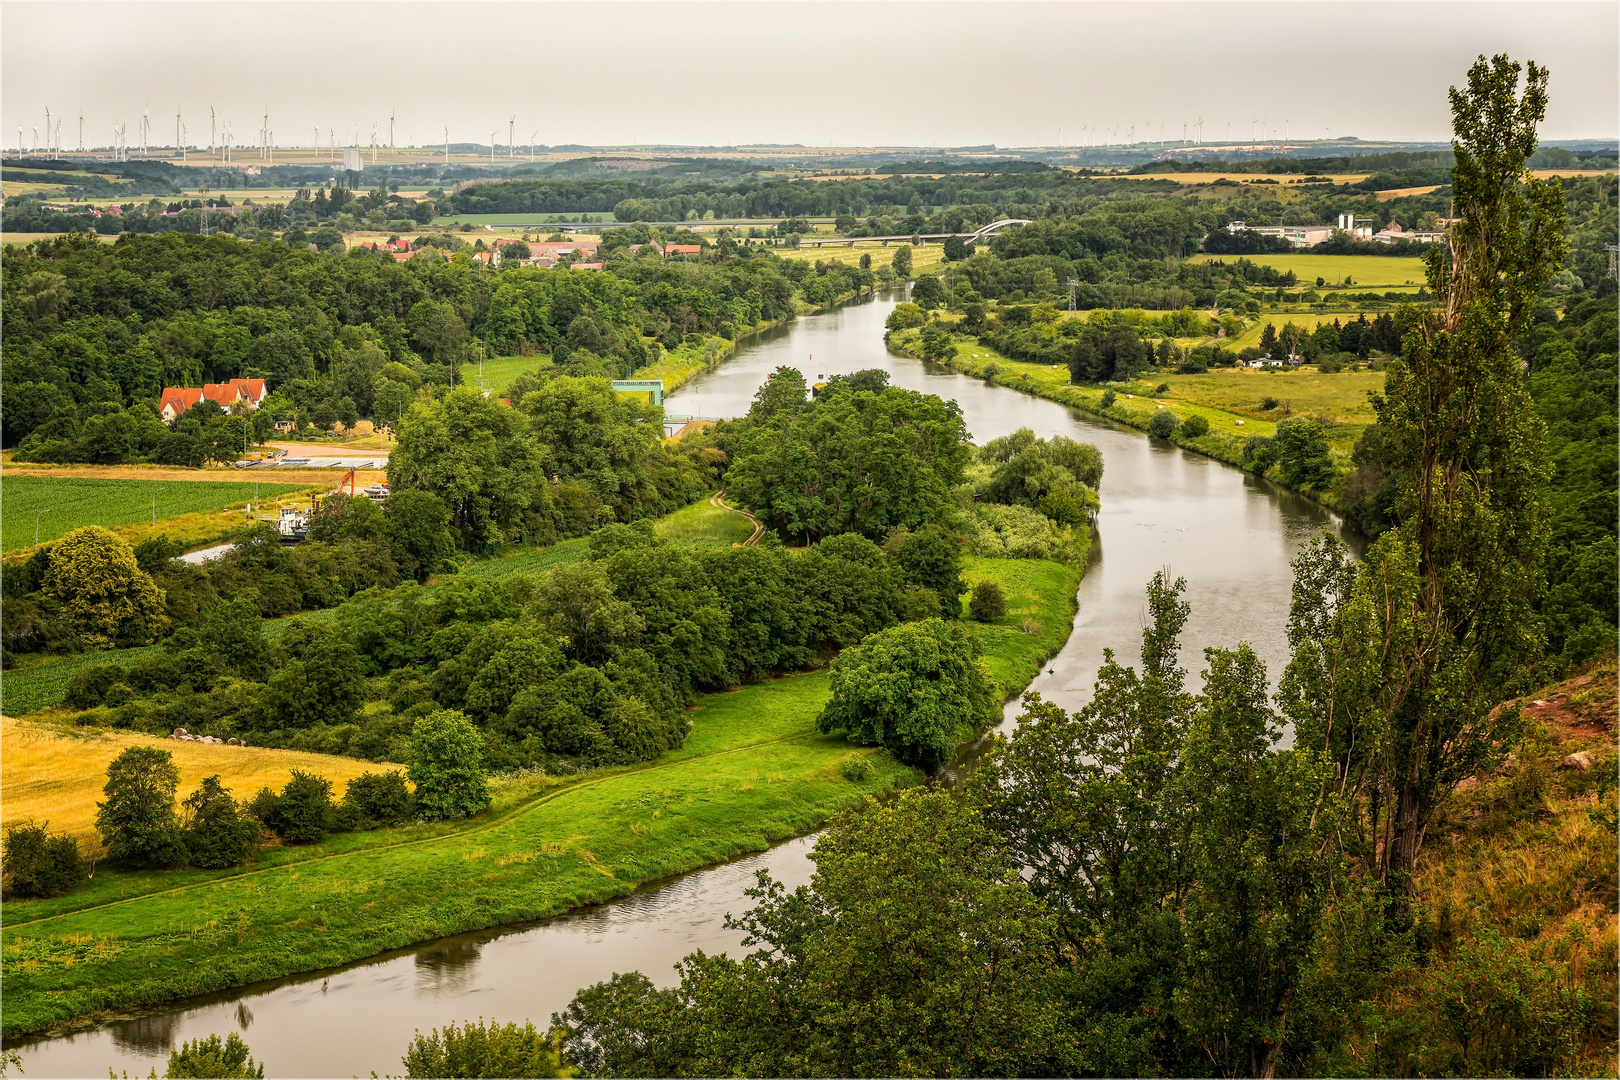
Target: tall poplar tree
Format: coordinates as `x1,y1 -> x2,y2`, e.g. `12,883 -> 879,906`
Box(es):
1280,55 -> 1566,897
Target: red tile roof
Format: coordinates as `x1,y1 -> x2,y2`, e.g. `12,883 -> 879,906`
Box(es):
159,387 -> 203,416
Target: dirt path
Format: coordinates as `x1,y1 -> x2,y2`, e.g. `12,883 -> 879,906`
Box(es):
712,489 -> 765,545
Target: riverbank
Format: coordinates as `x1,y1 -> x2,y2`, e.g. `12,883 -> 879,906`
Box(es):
632,288 -> 881,398
0,555 -> 1081,1038
886,327 -> 1357,511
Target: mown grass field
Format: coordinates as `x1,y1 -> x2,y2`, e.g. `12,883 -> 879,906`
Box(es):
1189,252 -> 1428,288
1,717 -> 396,846
0,555 -> 1081,1036
469,353 -> 552,395
456,538 -> 592,581
2,476 -> 308,553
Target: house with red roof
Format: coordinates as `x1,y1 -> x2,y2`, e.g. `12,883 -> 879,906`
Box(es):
665,244 -> 702,258
159,387 -> 205,423
159,379 -> 268,424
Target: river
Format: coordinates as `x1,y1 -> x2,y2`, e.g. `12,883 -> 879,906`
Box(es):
10,289 -> 1354,1078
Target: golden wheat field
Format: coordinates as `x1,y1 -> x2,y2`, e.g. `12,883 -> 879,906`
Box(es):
0,717 -> 396,847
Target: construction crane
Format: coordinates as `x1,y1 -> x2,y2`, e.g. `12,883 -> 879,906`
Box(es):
335,467 -> 357,496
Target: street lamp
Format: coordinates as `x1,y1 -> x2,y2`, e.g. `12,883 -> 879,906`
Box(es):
34,508 -> 53,552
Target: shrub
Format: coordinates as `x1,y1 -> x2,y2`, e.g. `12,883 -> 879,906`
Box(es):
968,580 -> 1007,622
1317,355 -> 1343,374
341,770 -> 413,828
246,786 -> 281,826
964,503 -> 1071,562
839,756 -> 875,782
1147,410 -> 1181,438
165,1033 -> 264,1079
275,771 -> 334,844
181,775 -> 259,868
1155,383 -> 1170,394
1260,396 -> 1281,411
402,1019 -> 559,1079
96,745 -> 187,867
1180,414 -> 1211,438
1099,389 -> 1117,408
1,821 -> 87,899
65,662 -> 127,709
409,710 -> 491,821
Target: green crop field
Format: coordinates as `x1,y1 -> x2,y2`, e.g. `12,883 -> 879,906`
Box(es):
1191,253 -> 1429,288
0,555 -> 1081,1036
458,538 -> 592,580
2,477 -> 307,553
467,353 -> 552,395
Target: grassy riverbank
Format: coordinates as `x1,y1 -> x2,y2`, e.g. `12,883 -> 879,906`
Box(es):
888,328 -> 1377,509
0,555 -> 1081,1037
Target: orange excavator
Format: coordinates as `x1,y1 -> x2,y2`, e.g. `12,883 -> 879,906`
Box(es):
335,468 -> 357,496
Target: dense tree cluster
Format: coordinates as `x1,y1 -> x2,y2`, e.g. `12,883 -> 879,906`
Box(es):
721,368 -> 972,542
0,230 -> 821,462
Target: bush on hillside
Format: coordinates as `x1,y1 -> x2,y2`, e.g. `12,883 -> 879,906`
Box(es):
180,775 -> 260,868
969,581 -> 1008,622
1,821 -> 87,898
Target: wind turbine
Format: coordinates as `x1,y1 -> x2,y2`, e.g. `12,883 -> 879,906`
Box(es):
32,124 -> 38,153
371,121 -> 378,165
489,129 -> 497,165
529,128 -> 539,162
210,106 -> 216,157
176,107 -> 183,161
44,107 -> 52,155
444,126 -> 450,164
508,115 -> 515,159
141,105 -> 149,156
389,109 -> 395,150
180,118 -> 187,161
78,110 -> 84,153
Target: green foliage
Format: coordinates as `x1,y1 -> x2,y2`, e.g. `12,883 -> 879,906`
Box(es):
1283,55 -> 1567,897
557,788 -> 1069,1077
891,243 -> 913,278
894,525 -> 967,618
403,1018 -> 559,1078
308,492 -> 385,544
1180,413 -> 1210,438
968,579 -> 1007,621
726,384 -> 971,543
746,366 -> 808,422
38,526 -> 168,649
340,770 -> 414,828
272,771 -> 334,844
884,301 -> 926,332
180,776 -> 259,868
0,821 -> 86,899
1270,419 -> 1336,489
818,618 -> 996,768
1146,409 -> 1180,438
164,1033 -> 264,1079
963,502 -> 1074,562
977,428 -> 1102,526
409,710 -> 491,821
95,745 -> 187,867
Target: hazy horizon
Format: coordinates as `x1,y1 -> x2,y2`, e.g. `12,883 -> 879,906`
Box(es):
3,1 -> 1617,154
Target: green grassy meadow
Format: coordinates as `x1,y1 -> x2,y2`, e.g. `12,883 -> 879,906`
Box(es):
655,493 -> 757,546
1,555 -> 1081,1036
1190,252 -> 1429,288
1,477 -> 308,553
469,353 -> 552,395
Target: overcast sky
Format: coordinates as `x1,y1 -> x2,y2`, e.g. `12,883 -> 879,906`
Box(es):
3,2 -> 1616,152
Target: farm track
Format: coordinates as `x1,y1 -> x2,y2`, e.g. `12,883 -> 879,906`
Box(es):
3,728 -> 817,931
711,489 -> 765,546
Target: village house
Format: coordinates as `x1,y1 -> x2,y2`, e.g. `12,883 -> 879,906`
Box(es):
665,243 -> 702,258
158,378 -> 268,424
